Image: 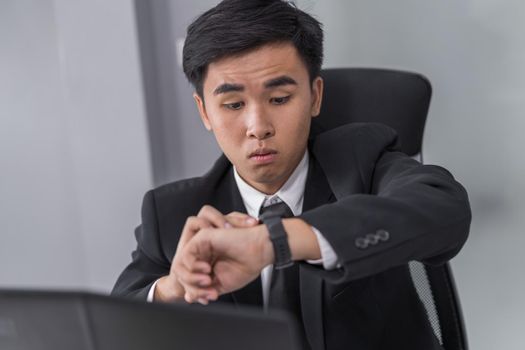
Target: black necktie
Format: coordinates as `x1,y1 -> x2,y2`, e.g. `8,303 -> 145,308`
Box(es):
259,199 -> 312,350
258,199 -> 294,222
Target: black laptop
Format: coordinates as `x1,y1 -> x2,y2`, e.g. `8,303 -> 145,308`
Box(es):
0,290 -> 301,350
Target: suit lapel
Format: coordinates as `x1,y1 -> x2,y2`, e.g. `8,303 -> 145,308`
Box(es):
302,153 -> 336,211
310,125 -> 364,199
210,164 -> 263,307
300,153 -> 335,350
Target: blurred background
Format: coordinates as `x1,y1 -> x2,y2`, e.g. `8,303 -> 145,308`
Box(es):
1,0 -> 523,349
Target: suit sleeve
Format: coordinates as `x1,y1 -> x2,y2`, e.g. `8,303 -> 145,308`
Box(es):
111,190 -> 171,299
300,127 -> 472,284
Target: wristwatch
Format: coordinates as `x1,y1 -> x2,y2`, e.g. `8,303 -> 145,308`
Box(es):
263,216 -> 294,269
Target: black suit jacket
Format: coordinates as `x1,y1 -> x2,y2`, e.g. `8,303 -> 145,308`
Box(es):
112,123 -> 471,350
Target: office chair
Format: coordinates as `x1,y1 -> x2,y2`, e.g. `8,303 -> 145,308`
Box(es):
316,68 -> 468,350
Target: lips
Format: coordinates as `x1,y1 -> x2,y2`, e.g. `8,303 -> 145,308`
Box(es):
248,148 -> 277,158
248,148 -> 277,164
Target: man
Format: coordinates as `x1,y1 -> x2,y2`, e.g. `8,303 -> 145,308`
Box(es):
113,1 -> 471,349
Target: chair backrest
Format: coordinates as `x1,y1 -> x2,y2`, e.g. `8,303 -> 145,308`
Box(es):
317,68 -> 468,350
316,68 -> 431,157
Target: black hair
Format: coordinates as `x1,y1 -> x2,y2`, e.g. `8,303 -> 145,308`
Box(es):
182,0 -> 324,97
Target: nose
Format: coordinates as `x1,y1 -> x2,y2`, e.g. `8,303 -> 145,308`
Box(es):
245,104 -> 274,140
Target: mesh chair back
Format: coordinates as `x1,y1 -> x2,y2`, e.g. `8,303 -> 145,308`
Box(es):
317,68 -> 468,350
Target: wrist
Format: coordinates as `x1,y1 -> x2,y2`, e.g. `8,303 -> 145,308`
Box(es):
282,218 -> 321,261
255,224 -> 274,267
154,275 -> 185,303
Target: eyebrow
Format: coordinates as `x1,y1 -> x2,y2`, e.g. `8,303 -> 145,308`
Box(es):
264,75 -> 298,89
213,83 -> 244,95
212,75 -> 298,96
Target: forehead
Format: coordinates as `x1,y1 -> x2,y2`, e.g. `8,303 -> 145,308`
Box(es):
203,43 -> 309,92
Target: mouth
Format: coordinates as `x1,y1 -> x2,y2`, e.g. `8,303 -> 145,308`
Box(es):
248,148 -> 277,164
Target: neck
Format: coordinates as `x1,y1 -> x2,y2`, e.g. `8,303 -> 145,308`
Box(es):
250,177 -> 288,196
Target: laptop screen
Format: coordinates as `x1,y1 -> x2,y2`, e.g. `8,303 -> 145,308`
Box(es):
0,290 -> 301,350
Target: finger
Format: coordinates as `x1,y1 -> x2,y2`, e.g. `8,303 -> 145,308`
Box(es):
185,216 -> 213,235
178,268 -> 212,288
191,260 -> 212,274
180,276 -> 217,299
197,298 -> 209,305
180,236 -> 212,272
186,292 -> 211,304
177,262 -> 218,303
184,287 -> 218,303
176,249 -> 213,287
226,211 -> 249,218
180,260 -> 213,284
198,205 -> 229,228
225,213 -> 258,228
179,216 -> 212,247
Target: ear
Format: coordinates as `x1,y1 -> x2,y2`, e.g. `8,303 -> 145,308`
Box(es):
193,93 -> 212,131
310,76 -> 324,118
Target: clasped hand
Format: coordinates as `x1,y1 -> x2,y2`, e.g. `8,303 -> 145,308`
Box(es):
155,205 -> 274,304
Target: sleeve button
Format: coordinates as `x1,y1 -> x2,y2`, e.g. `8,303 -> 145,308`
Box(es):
376,229 -> 390,241
355,237 -> 369,249
365,233 -> 379,245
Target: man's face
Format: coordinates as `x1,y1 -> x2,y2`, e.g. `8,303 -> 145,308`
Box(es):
194,42 -> 323,194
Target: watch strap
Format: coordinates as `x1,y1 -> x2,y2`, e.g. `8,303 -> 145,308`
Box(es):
264,216 -> 293,269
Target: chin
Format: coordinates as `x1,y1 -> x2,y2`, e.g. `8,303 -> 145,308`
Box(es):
254,171 -> 288,187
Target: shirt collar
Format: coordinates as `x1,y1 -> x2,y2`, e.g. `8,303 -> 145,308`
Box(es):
233,151 -> 309,218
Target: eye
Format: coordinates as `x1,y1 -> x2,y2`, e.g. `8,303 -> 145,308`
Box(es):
223,101 -> 244,110
270,96 -> 291,105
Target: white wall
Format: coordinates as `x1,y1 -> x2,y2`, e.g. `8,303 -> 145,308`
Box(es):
296,1 -> 525,349
2,0 -> 523,348
0,0 -> 152,292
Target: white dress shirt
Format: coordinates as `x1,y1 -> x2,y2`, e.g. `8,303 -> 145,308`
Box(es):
233,150 -> 338,307
147,151 -> 339,303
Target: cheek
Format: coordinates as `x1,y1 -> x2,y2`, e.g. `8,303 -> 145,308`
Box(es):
207,115 -> 245,153
282,103 -> 312,136
206,106 -> 238,133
